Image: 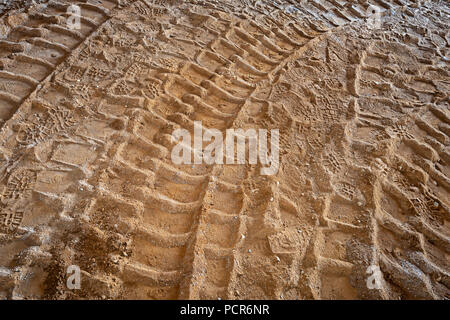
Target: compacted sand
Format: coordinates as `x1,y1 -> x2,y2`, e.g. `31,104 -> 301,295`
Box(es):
0,0 -> 449,299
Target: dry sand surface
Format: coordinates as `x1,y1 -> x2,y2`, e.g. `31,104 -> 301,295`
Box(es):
0,0 -> 449,300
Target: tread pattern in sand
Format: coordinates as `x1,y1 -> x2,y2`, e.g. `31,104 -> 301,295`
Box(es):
0,0 -> 448,300
0,0 -> 118,124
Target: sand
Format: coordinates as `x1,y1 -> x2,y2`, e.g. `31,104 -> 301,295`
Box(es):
0,0 -> 448,300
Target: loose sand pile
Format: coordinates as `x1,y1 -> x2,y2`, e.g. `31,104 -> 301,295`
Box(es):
0,0 -> 448,299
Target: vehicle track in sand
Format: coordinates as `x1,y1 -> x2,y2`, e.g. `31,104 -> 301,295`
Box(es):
0,0 -> 448,299
266,1 -> 449,299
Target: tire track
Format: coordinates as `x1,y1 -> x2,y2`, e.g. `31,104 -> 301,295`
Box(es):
239,0 -> 448,300
348,4 -> 449,298
0,0 -> 119,125
0,0 -> 128,299
100,4 -> 319,299
0,0 -> 446,299
99,0 -> 434,300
